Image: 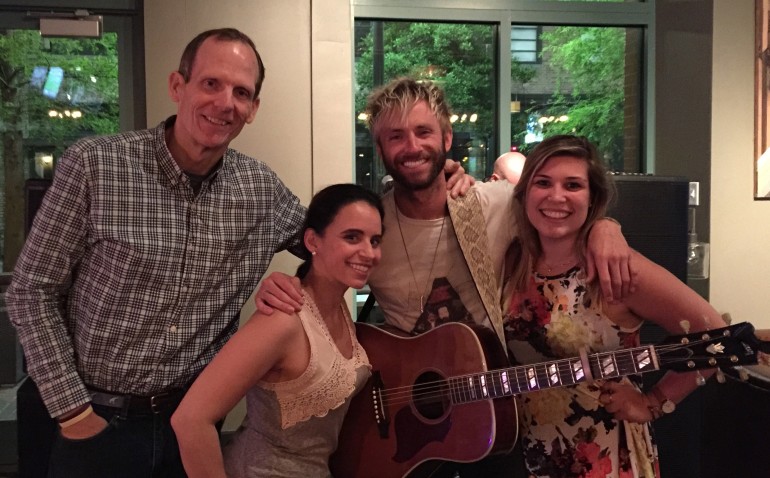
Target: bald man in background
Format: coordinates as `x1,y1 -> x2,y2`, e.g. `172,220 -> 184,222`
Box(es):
490,151 -> 526,184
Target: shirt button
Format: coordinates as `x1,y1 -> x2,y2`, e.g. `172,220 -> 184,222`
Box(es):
181,286 -> 188,293
169,325 -> 178,333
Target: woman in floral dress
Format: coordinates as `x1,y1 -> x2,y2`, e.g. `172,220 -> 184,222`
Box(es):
502,135 -> 726,478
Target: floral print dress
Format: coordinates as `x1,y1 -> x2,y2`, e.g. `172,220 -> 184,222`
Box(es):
503,267 -> 660,478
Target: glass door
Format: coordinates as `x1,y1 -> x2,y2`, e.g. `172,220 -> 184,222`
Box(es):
0,8 -> 143,475
0,8 -> 142,272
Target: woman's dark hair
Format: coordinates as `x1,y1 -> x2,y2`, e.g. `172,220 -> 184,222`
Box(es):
296,184 -> 384,279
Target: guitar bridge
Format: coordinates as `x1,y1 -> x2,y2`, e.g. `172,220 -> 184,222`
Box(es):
371,371 -> 389,438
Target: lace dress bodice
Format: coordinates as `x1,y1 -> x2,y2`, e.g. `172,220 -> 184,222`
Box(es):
223,291 -> 370,477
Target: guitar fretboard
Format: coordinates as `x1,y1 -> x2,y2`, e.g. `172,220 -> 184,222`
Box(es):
447,345 -> 658,404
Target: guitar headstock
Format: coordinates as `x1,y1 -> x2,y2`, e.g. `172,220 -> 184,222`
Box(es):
656,322 -> 769,372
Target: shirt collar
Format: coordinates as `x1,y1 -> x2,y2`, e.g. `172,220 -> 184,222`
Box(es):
154,115 -> 229,190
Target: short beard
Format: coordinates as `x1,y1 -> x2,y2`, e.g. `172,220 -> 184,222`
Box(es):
383,144 -> 447,192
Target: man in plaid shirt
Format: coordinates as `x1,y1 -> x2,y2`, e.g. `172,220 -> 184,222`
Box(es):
6,28 -> 305,477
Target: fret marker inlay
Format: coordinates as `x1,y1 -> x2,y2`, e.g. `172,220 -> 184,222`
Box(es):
601,355 -> 616,376
636,350 -> 651,370
501,371 -> 510,394
548,364 -> 560,385
572,362 -> 585,381
527,367 -> 538,390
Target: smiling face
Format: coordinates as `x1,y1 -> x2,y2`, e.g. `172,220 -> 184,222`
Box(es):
375,101 -> 452,191
305,201 -> 383,290
167,37 -> 261,172
525,155 -> 591,245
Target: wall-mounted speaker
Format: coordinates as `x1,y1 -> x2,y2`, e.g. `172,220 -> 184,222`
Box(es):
607,173 -> 696,478
607,173 -> 689,282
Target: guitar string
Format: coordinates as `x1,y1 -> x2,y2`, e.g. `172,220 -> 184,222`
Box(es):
373,342 -> 709,406
378,348 -> 689,405
381,380 -> 609,408
380,361 -> 696,405
377,342 -> 689,400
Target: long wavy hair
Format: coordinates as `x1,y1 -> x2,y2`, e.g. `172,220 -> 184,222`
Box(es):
505,135 -> 615,294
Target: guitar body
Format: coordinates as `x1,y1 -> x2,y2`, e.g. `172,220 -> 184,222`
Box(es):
330,322 -> 518,478
330,321 -> 769,477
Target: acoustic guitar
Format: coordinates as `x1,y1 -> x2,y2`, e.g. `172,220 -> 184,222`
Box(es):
330,321 -> 768,478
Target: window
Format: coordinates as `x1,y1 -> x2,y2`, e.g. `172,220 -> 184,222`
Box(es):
511,26 -> 540,63
354,20 -> 497,191
510,25 -> 644,172
352,1 -> 653,181
0,5 -> 143,274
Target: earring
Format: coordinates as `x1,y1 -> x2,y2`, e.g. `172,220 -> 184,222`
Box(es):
311,251 -> 316,256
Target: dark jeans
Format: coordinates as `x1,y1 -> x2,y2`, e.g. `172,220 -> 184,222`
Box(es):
47,404 -> 186,478
17,377 -> 57,478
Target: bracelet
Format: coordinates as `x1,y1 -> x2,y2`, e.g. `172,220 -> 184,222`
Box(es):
59,404 -> 94,429
646,387 -> 675,420
57,402 -> 90,422
646,396 -> 663,420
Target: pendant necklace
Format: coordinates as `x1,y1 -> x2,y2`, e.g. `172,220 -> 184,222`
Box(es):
539,256 -> 578,275
395,207 -> 445,314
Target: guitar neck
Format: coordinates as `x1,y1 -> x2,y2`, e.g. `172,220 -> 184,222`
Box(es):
447,345 -> 659,404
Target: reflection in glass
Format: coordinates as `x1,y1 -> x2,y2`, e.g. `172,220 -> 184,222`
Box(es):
0,31 -> 120,271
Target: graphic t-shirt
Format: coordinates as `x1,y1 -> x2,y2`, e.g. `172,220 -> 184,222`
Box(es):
368,181 -> 517,335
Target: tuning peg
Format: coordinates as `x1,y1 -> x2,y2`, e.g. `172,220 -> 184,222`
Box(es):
679,320 -> 691,334
696,371 -> 706,386
716,369 -> 726,383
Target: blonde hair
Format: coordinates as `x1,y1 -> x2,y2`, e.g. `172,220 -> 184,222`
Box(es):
364,77 -> 452,142
506,135 -> 615,296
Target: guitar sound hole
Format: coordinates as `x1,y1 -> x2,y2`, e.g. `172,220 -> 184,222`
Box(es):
412,371 -> 450,420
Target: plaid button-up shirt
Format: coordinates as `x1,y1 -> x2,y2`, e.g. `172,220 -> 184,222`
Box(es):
6,118 -> 306,417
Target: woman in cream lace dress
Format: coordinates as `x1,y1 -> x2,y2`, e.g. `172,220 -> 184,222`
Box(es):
171,184 -> 383,477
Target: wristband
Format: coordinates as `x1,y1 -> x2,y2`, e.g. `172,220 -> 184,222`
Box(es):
59,404 -> 94,429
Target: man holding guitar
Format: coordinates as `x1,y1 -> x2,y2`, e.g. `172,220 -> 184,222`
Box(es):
257,78 -> 635,477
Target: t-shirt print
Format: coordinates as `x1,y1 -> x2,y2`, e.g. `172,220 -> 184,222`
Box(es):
411,276 -> 474,335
